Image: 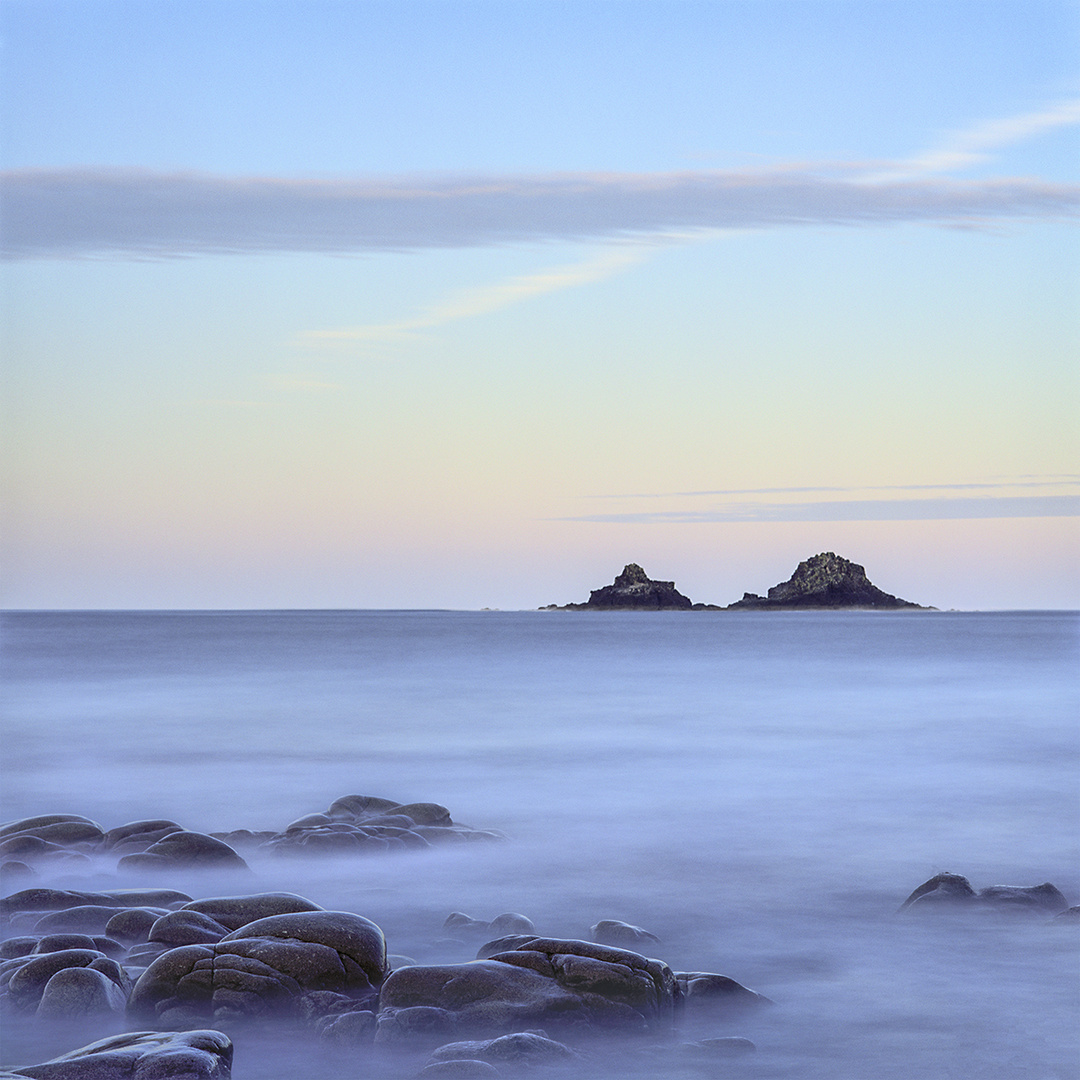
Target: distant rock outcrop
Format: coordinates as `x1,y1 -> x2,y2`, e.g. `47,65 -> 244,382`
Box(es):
542,564 -> 695,610
726,552 -> 927,610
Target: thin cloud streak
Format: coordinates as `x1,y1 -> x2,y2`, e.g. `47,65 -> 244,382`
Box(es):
588,478 -> 1080,499
2,167 -> 1077,260
308,246 -> 648,343
865,98 -> 1080,182
561,495 -> 1080,524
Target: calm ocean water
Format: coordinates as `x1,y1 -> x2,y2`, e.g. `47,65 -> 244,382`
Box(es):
2,610 -> 1078,1078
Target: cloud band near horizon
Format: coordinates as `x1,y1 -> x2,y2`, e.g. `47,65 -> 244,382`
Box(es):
561,495 -> 1080,524
2,167 -> 1077,259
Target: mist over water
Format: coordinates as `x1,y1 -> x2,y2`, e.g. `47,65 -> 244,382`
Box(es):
2,610 -> 1078,1078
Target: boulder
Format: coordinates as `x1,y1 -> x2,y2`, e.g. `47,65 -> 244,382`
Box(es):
675,972 -> 772,1009
1,888 -> 191,918
34,906 -> 126,935
3,949 -> 113,1011
178,893 -> 324,931
900,873 -> 1070,915
898,872 -> 978,911
148,910 -> 231,947
377,938 -> 679,1043
427,1031 -> 579,1067
978,883 -> 1068,913
726,552 -> 926,609
128,910 -> 388,1025
590,921 -> 659,949
6,1029 -> 232,1079
117,832 -> 248,872
36,965 -> 128,1018
105,908 -> 171,946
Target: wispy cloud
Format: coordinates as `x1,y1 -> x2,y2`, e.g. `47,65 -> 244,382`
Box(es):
307,246 -> 649,344
864,98 -> 1080,182
562,495 -> 1080,525
587,478 -> 1080,499
2,166 -> 1075,261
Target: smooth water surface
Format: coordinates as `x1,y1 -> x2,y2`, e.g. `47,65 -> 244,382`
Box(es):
2,610 -> 1078,1078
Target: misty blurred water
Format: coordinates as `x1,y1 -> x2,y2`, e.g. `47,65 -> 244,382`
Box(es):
2,610 -> 1078,1079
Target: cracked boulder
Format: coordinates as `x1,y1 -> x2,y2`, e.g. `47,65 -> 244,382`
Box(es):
376,938 -> 679,1044
127,910 -> 387,1027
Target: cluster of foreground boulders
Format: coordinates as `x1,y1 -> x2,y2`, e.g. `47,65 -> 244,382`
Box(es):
0,796 -> 503,887
1,800 -> 1075,1079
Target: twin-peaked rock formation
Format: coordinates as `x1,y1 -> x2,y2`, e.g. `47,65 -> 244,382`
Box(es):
543,553 -> 928,610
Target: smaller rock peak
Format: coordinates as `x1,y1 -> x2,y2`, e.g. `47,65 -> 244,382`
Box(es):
614,563 -> 650,587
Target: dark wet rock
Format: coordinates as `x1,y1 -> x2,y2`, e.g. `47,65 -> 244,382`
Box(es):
36,965 -> 128,1018
33,906 -> 126,935
0,836 -> 71,860
444,912 -> 490,936
128,910 -> 388,1025
315,1008 -> 377,1042
103,819 -> 184,846
148,910 -> 231,946
117,832 -> 248,872
124,942 -> 173,968
0,815 -> 103,840
5,1029 -> 232,1079
978,883 -> 1068,912
476,937 -> 538,960
590,921 -> 659,949
32,934 -> 100,953
487,914 -> 535,937
3,949 -> 109,1011
726,552 -> 927,609
0,937 -> 38,960
1,888 -> 192,918
105,908 -> 171,946
900,873 -> 1069,915
209,830 -> 278,850
675,973 -> 772,1009
427,1031 -> 579,1068
178,893 -> 323,932
262,796 -> 499,857
377,938 -> 679,1044
543,563 -> 694,610
898,872 -> 978,911
445,913 -> 534,941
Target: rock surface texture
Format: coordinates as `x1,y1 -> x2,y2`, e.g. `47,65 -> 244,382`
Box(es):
4,1029 -> 233,1079
543,564 -> 695,610
726,552 -> 927,610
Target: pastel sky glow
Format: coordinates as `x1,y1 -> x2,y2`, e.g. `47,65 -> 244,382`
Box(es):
1,0 -> 1077,610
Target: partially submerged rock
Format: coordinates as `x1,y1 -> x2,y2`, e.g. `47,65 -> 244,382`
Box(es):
376,938 -> 679,1044
128,910 -> 388,1026
726,552 -> 927,610
5,1029 -> 232,1079
899,873 -> 1069,915
0,796 -> 502,879
542,564 -> 695,610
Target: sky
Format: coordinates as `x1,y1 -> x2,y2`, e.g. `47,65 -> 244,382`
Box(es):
1,0 -> 1077,610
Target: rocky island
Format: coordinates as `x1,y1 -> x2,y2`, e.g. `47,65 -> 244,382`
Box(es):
541,553 -> 929,611
541,563 -> 696,610
726,551 -> 928,610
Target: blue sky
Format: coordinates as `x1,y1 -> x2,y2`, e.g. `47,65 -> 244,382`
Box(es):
1,0 -> 1077,608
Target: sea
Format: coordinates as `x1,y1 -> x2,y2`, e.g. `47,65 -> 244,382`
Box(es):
1,609 -> 1078,1079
